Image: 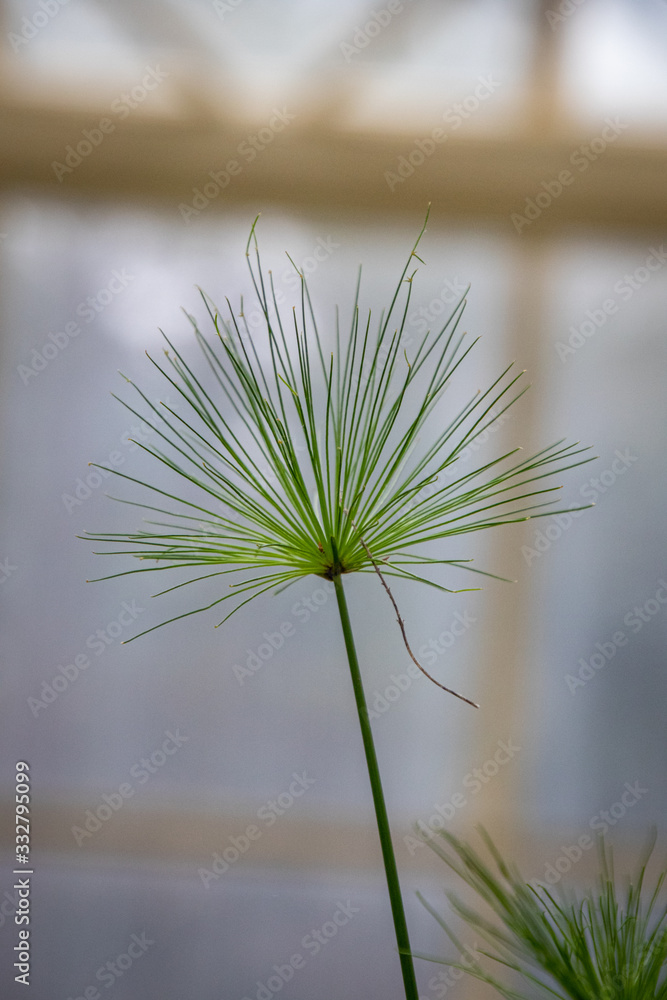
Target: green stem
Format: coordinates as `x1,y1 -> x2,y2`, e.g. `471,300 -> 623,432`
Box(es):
332,569 -> 419,1000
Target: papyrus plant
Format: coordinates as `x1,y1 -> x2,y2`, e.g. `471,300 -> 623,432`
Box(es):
86,213 -> 592,999
415,828 -> 667,1000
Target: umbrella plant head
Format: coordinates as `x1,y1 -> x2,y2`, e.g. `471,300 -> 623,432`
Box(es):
84,209 -> 596,1000
85,210 -> 593,641
415,828 -> 667,1000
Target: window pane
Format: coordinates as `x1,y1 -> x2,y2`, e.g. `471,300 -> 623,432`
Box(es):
560,0 -> 667,129
526,234 -> 667,830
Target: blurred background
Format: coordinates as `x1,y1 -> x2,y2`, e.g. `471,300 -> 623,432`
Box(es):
1,1 -> 666,997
